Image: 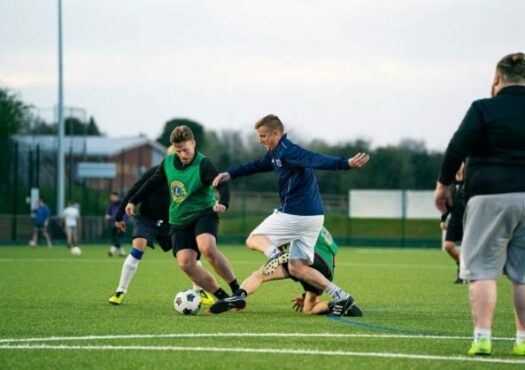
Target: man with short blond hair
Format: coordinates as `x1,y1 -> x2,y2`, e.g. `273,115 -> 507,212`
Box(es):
213,114 -> 369,316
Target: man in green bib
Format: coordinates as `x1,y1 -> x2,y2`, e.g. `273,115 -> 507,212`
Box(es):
208,227 -> 363,316
126,126 -> 239,301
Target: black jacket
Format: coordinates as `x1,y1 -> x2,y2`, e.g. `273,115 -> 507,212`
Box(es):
439,85 -> 525,199
115,165 -> 169,223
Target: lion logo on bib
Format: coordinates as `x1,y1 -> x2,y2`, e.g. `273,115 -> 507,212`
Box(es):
170,181 -> 187,203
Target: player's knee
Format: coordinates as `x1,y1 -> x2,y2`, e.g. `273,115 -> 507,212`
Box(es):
443,241 -> 456,253
177,257 -> 196,273
132,240 -> 147,252
287,261 -> 305,278
245,235 -> 257,250
199,245 -> 217,260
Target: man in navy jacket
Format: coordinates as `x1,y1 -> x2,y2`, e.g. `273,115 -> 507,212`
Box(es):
213,114 -> 369,316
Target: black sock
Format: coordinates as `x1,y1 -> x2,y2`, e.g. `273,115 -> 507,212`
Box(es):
213,288 -> 229,300
229,279 -> 240,293
234,289 -> 247,299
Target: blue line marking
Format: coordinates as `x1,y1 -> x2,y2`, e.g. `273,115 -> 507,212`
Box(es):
327,315 -> 439,336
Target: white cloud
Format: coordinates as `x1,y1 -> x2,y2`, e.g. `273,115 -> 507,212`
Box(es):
1,0 -> 523,150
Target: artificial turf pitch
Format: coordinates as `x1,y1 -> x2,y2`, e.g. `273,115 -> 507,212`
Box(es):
0,244 -> 523,369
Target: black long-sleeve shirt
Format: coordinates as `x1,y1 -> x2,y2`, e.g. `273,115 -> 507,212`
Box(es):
129,154 -> 230,212
115,165 -> 169,223
439,85 -> 525,199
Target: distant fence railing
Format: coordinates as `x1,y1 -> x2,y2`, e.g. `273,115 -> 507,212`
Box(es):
0,190 -> 443,248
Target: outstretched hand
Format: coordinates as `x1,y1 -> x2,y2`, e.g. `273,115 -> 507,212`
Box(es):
125,203 -> 136,216
212,172 -> 231,187
348,152 -> 370,168
291,295 -> 305,312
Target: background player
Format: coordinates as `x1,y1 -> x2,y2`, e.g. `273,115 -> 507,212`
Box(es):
106,191 -> 127,257
29,198 -> 52,248
439,162 -> 466,284
61,201 -> 80,249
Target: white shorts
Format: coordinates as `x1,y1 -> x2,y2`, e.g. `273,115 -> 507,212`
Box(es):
250,211 -> 324,264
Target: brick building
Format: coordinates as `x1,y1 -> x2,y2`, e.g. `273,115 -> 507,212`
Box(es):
14,135 -> 166,192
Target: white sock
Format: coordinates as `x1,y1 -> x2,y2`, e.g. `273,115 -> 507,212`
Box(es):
264,245 -> 279,258
324,282 -> 349,300
192,261 -> 203,291
117,255 -> 140,293
516,330 -> 525,344
473,328 -> 491,343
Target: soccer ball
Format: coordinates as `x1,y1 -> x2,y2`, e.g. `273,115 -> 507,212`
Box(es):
173,289 -> 201,315
70,246 -> 82,256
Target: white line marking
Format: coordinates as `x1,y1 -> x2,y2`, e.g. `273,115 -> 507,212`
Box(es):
0,344 -> 524,365
0,332 -> 514,343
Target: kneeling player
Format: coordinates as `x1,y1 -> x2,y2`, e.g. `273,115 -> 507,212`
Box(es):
207,227 -> 362,317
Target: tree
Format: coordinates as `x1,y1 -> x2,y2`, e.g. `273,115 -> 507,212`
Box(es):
86,116 -> 102,135
0,86 -> 31,138
156,118 -> 206,148
64,117 -> 102,136
23,116 -> 102,136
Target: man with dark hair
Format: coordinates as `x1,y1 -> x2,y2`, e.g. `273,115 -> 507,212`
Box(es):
126,125 -> 240,302
106,191 -> 127,257
435,52 -> 525,356
213,114 -> 369,316
439,162 -> 466,284
29,198 -> 52,247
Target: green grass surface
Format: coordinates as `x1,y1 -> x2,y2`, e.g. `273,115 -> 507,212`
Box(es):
0,244 -> 522,369
220,213 -> 440,239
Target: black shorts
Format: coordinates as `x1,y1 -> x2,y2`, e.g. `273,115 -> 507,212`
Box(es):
283,252 -> 334,296
33,224 -> 47,232
131,216 -> 172,252
445,214 -> 463,243
170,211 -> 219,258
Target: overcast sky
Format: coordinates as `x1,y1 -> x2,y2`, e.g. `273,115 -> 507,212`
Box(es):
1,0 -> 523,150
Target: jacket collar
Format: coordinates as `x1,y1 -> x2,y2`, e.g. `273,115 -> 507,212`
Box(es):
497,85 -> 525,96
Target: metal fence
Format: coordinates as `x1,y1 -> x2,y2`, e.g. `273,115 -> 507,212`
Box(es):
0,191 -> 442,247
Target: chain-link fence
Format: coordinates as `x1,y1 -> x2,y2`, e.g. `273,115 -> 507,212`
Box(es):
1,137 -> 442,247
1,191 -> 442,247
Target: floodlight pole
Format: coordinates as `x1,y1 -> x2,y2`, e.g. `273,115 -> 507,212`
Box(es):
56,0 -> 65,215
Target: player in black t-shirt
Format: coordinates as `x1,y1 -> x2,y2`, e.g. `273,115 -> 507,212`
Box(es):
440,162 -> 466,284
